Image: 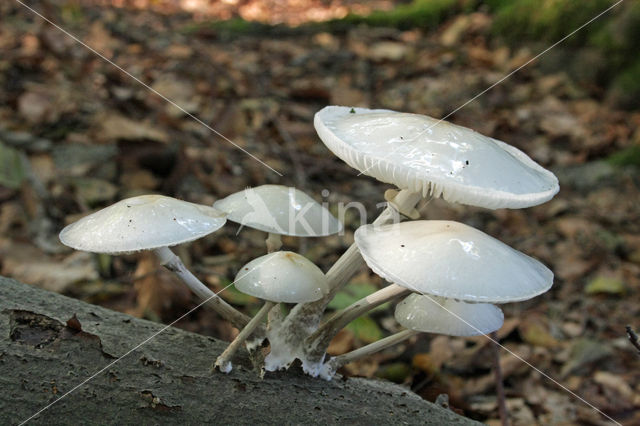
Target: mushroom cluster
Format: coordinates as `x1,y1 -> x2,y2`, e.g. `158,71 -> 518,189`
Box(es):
59,106 -> 559,380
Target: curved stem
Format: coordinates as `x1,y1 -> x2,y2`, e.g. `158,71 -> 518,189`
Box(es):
286,190 -> 421,328
214,301 -> 276,373
153,246 -> 251,330
261,189 -> 422,369
267,303 -> 284,330
322,189 -> 420,304
327,329 -> 418,372
265,233 -> 282,253
307,284 -> 410,352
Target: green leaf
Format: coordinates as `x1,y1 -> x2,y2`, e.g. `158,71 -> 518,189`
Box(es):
328,281 -> 378,310
375,362 -> 412,384
0,142 -> 27,189
219,281 -> 259,306
328,281 -> 390,314
346,315 -> 383,344
585,276 -> 626,295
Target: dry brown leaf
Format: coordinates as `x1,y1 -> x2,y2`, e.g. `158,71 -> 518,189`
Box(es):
593,371 -> 635,402
327,328 -> 354,356
94,112 -> 169,144
518,315 -> 559,348
1,245 -> 98,293
130,252 -> 191,318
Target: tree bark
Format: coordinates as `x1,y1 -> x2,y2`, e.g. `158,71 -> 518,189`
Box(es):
0,276 -> 475,425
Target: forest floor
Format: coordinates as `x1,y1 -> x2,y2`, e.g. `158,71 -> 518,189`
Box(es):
1,1 -> 639,424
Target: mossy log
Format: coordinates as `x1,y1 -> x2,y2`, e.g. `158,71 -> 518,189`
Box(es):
0,276 -> 475,425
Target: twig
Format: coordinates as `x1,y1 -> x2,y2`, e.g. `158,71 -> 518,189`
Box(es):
273,117 -> 307,189
491,331 -> 509,426
626,326 -> 640,355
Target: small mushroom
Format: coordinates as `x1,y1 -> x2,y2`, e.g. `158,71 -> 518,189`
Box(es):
307,219 -> 551,370
214,251 -> 329,373
59,195 -> 250,328
214,184 -> 342,252
395,294 -> 504,337
324,295 -> 504,376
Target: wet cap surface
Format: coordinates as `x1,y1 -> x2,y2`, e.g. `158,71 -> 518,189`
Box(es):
234,251 -> 329,303
355,220 -> 553,303
59,195 -> 227,254
214,185 -> 342,236
315,106 -> 559,209
395,293 -> 504,336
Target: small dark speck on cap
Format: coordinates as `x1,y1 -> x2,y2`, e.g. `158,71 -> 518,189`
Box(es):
349,108 -> 356,114
401,244 -> 405,247
465,160 -> 469,165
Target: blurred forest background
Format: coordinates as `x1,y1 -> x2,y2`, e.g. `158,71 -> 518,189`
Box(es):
1,0 -> 639,424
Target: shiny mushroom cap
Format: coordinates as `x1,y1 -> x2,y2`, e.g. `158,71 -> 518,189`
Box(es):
355,220 -> 553,303
234,251 -> 329,303
214,185 -> 342,237
59,194 -> 226,254
395,293 -> 504,336
315,106 -> 559,209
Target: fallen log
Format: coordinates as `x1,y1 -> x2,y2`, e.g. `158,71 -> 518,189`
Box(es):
0,276 -> 475,425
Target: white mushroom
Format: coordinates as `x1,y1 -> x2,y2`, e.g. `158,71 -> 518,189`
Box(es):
310,219 -> 550,377
60,194 -> 226,254
314,106 -> 559,210
322,294 -> 504,378
355,220 -> 553,303
59,194 -> 250,328
290,106 -> 559,362
395,294 -> 504,336
214,185 -> 342,252
215,251 -> 329,373
234,251 -> 329,304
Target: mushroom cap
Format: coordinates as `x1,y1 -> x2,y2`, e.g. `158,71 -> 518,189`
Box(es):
355,220 -> 553,303
59,195 -> 226,254
314,106 -> 559,209
395,293 -> 504,336
213,185 -> 342,237
234,251 -> 329,303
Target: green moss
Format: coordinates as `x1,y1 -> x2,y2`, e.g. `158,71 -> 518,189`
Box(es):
606,144 -> 640,167
589,1 -> 640,56
490,0 -> 613,44
488,0 -> 640,109
341,0 -> 460,30
610,60 -> 640,109
184,0 -> 462,36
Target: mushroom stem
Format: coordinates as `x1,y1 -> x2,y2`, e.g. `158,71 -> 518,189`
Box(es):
273,189 -> 421,364
265,233 -> 283,253
267,303 -> 284,330
325,189 -> 421,298
311,189 -> 420,310
153,246 -> 251,329
307,284 -> 411,353
326,329 -> 419,373
214,300 -> 276,373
